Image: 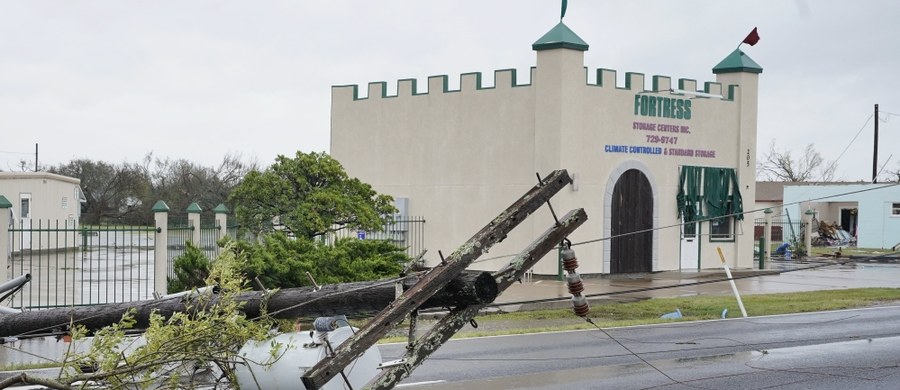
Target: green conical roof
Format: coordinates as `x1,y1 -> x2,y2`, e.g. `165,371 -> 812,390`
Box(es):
533,22 -> 589,51
213,203 -> 229,214
186,202 -> 202,214
151,200 -> 170,212
0,195 -> 11,209
712,49 -> 763,74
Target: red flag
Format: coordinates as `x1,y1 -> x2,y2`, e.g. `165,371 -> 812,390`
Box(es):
742,27 -> 760,46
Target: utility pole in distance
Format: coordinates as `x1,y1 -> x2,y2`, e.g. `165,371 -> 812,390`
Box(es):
873,104 -> 879,183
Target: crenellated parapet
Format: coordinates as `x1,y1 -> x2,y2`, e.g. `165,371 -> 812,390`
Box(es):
590,69 -> 739,101
334,66 -> 742,102
332,68 -> 534,101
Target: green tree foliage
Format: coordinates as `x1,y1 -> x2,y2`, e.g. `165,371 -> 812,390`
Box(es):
229,151 -> 396,239
167,234 -> 408,292
166,242 -> 212,293
236,234 -> 408,289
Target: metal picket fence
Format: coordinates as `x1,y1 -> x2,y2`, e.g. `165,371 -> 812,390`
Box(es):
166,221 -> 193,280
754,217 -> 805,248
4,215 -> 424,310
326,217 -> 426,258
6,220 -> 155,309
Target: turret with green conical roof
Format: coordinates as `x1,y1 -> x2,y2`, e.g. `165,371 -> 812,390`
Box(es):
713,49 -> 763,75
531,3 -> 590,176
532,22 -> 589,52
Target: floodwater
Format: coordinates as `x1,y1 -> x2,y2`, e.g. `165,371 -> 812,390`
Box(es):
7,246 -> 156,309
5,229 -> 222,309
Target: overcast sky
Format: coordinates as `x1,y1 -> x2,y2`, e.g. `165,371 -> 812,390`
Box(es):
1,1 -> 898,181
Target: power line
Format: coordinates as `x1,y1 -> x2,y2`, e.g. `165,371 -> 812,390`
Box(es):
469,181 -> 900,265
485,258 -> 870,308
783,112 -> 872,181
0,150 -> 33,155
583,316 -> 703,389
7,182 -> 900,366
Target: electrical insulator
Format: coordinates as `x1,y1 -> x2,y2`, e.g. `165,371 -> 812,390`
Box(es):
561,248 -> 579,271
572,295 -> 590,317
566,273 -> 584,295
560,244 -> 589,317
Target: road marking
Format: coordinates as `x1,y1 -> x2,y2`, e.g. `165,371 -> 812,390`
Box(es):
396,380 -> 447,387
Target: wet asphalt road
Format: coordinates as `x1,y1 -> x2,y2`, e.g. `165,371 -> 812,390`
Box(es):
383,305 -> 900,389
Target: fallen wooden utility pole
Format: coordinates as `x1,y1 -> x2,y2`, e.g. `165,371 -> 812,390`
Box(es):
301,169 -> 573,390
0,271 -> 498,339
367,208 -> 587,389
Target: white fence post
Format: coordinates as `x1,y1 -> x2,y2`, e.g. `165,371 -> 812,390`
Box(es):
0,195 -> 11,283
763,208 -> 773,264
214,203 -> 228,241
804,209 -> 814,257
153,200 -> 170,295
187,202 -> 202,246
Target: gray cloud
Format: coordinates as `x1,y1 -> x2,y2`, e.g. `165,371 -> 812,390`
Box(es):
1,0 -> 897,180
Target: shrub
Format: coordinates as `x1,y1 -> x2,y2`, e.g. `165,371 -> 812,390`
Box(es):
236,233 -> 409,289
167,242 -> 212,293
169,233 -> 410,292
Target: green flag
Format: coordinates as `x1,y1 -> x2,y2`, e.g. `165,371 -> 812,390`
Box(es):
561,0 -> 568,20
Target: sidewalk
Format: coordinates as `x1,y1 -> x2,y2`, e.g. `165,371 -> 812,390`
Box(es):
492,259 -> 900,312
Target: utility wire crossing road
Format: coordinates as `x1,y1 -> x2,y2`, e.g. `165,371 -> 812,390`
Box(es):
383,305 -> 900,389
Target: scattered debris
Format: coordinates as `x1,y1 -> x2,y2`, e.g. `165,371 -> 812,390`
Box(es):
774,242 -> 790,255
813,221 -> 856,247
660,309 -> 682,320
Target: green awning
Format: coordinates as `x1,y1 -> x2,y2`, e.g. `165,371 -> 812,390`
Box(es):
677,166 -> 743,222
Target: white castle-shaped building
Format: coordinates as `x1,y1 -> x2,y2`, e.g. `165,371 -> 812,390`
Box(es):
331,19 -> 762,275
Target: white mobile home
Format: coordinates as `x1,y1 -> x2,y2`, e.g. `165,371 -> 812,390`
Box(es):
0,172 -> 86,250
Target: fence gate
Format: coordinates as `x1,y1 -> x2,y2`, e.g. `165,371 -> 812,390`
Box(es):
754,217 -> 806,254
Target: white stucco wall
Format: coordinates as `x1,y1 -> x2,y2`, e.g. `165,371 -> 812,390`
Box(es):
331,32 -> 759,274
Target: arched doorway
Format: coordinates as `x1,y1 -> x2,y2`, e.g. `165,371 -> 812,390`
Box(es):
610,169 -> 653,273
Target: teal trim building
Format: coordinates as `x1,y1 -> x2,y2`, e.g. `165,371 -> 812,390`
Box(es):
331,19 -> 763,274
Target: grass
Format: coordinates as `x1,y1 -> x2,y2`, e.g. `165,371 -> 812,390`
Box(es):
379,288 -> 900,343
578,288 -> 900,319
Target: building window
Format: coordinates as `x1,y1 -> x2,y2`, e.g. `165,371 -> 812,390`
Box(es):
683,219 -> 697,238
710,217 -> 734,241
893,203 -> 900,216
20,198 -> 30,219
